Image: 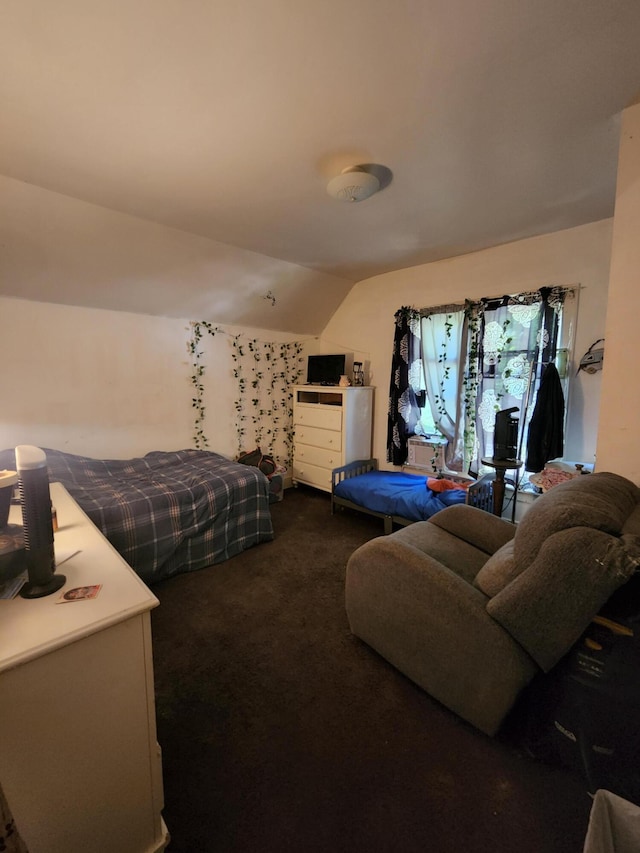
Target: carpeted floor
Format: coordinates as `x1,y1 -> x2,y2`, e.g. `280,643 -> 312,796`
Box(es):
151,486 -> 592,853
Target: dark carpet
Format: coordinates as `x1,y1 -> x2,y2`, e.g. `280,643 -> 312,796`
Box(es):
151,486 -> 592,853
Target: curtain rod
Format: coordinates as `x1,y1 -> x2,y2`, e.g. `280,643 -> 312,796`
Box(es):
419,303 -> 466,315
418,285 -> 578,316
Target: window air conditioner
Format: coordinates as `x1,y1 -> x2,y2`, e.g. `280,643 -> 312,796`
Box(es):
406,436 -> 448,472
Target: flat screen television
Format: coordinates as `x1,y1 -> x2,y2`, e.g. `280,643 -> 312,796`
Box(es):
306,354 -> 346,385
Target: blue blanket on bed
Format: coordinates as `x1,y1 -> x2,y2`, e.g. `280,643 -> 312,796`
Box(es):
334,470 -> 467,522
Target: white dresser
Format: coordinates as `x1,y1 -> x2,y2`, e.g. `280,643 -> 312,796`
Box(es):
292,385 -> 374,492
0,483 -> 168,853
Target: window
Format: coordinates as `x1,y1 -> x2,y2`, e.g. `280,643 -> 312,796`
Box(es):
387,288 -> 576,479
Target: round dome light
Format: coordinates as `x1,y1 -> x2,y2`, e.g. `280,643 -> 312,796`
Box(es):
327,168 -> 380,203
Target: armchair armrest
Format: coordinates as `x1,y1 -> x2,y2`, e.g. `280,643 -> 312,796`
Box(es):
345,536 -> 538,735
428,504 -> 516,555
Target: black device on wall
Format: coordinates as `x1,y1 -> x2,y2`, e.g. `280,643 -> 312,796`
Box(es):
494,407 -> 519,460
306,354 -> 346,385
16,445 -> 66,599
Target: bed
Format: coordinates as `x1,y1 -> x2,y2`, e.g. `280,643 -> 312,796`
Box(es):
331,459 -> 473,534
0,448 -> 274,585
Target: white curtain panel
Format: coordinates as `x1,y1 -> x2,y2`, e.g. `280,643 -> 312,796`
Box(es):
420,307 -> 467,470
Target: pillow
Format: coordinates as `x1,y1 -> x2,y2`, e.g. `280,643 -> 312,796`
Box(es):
237,447 -> 277,477
488,527 -> 640,671
474,540 -> 519,597
427,477 -> 469,493
514,472 -> 639,574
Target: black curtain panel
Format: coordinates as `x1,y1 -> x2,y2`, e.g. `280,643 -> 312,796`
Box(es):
387,307 -> 422,465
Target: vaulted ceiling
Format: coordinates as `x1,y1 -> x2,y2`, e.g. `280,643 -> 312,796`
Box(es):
2,1 -> 640,333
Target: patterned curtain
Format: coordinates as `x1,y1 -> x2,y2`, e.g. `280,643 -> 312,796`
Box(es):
387,307 -> 423,465
467,287 -> 567,476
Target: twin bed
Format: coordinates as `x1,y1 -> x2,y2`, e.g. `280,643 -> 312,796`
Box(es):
0,448 -> 273,585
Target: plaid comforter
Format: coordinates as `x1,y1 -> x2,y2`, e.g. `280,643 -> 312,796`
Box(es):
0,448 -> 274,585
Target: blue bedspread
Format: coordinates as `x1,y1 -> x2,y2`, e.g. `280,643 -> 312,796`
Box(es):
334,470 -> 467,522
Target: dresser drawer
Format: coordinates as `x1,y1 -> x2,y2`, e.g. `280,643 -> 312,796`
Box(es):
294,404 -> 342,432
294,425 -> 342,452
294,444 -> 341,470
292,461 -> 332,491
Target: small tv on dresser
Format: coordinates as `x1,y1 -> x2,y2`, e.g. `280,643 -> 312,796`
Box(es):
306,354 -> 346,385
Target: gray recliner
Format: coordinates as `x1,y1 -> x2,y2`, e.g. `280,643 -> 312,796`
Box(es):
345,472 -> 640,736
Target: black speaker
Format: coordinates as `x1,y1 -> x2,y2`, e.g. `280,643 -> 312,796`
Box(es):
494,407 -> 519,460
16,445 -> 66,599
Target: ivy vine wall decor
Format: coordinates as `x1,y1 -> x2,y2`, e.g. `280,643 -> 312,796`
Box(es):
188,321 -> 306,467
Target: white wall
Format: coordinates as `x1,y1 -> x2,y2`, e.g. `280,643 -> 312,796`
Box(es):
0,296 -> 313,460
0,297 -> 193,457
321,220 -> 612,470
597,101 -> 640,482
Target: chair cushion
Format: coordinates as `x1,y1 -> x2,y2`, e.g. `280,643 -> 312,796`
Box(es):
514,472 -> 640,574
474,540 -> 519,596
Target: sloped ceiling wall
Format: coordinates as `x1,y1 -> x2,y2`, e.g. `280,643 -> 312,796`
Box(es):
0,176 -> 352,334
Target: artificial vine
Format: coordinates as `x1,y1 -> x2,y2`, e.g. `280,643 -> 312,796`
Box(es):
187,320 -> 217,449
427,442 -> 445,475
462,301 -> 481,470
430,312 -> 455,423
188,321 -> 305,466
231,338 -> 306,464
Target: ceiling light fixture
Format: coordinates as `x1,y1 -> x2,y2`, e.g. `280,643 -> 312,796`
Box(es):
327,166 -> 381,203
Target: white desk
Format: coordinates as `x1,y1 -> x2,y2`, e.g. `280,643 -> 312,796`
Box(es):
0,483 -> 169,853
